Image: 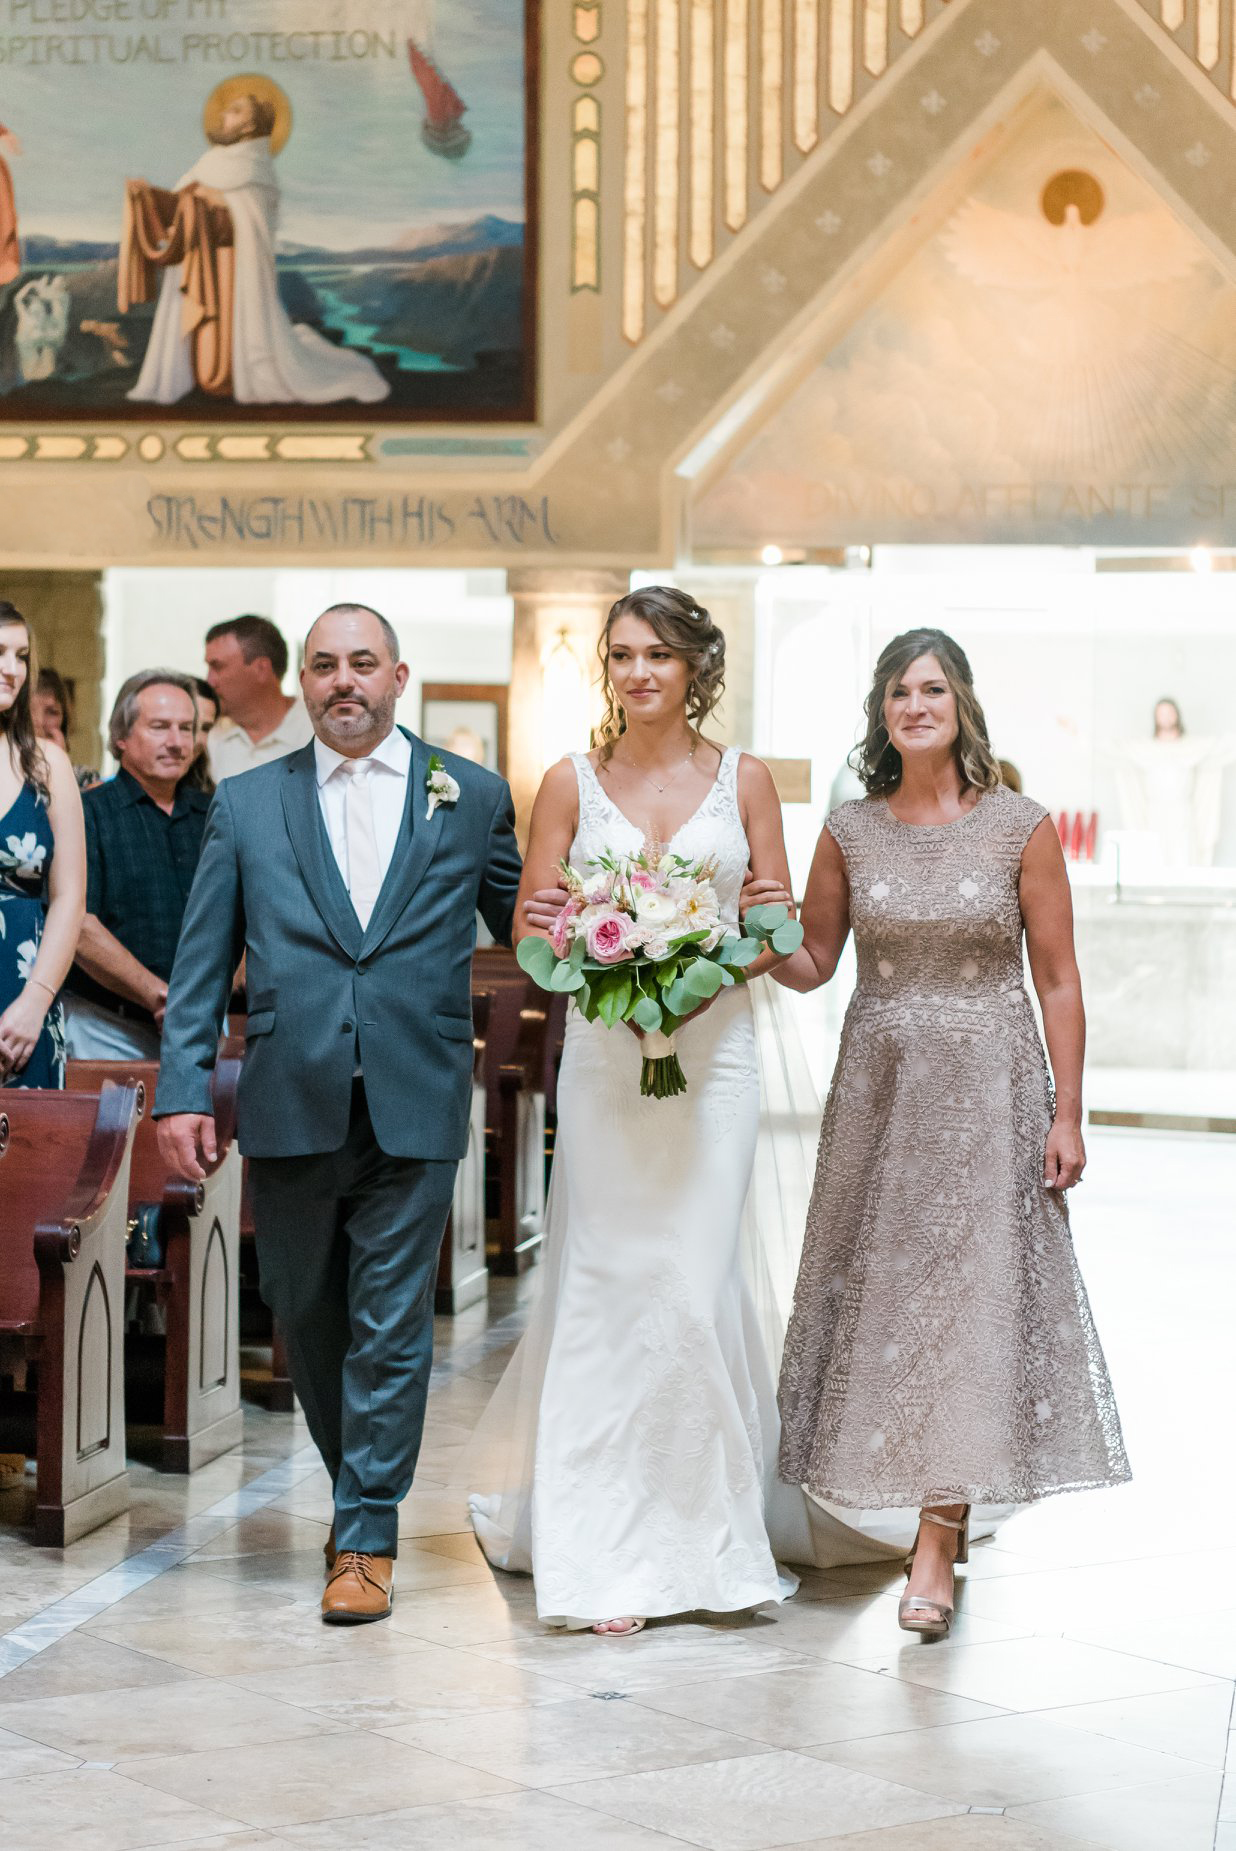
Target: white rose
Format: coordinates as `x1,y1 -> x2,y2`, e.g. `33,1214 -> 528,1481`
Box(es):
633,889 -> 678,925
641,934 -> 674,961
583,871 -> 614,903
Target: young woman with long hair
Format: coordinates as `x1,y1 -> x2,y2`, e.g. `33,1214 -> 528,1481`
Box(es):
0,601 -> 86,1087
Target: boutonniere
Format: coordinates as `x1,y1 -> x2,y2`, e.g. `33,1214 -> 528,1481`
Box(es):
425,754 -> 461,821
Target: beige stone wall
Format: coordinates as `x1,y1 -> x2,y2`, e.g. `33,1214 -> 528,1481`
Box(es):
1,571 -> 105,770
1,2 -> 1234,572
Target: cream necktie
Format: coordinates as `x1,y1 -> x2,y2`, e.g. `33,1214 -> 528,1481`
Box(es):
341,759 -> 382,929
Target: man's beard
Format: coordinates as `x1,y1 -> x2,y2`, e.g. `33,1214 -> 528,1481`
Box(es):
207,123 -> 262,148
310,689 -> 397,747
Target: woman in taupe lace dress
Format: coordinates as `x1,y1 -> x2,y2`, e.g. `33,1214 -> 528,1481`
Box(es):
768,629 -> 1129,1639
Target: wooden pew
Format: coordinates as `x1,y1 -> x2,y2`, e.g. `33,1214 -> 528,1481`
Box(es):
472,948 -> 553,1276
435,994 -> 489,1315
0,1081 -> 140,1544
66,1048 -> 244,1472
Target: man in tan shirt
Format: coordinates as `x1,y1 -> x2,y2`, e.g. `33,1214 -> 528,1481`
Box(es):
205,614 -> 313,782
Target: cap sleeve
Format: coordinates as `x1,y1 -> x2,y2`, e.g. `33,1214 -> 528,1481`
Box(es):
823,799 -> 862,863
1005,790 -> 1051,854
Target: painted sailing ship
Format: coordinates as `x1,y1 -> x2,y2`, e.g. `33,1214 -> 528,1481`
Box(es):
407,35 -> 472,161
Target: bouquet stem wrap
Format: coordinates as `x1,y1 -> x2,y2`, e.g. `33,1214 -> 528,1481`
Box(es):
639,1028 -> 685,1099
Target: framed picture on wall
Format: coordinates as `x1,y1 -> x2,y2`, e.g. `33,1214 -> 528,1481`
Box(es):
0,2 -> 538,421
421,683 -> 509,776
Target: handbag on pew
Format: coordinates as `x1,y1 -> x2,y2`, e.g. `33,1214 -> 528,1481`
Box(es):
126,1203 -> 165,1270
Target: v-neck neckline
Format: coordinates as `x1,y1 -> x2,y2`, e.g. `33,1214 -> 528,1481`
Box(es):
585,749 -> 729,846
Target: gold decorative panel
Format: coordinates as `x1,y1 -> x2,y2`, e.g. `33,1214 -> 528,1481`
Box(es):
621,0 -> 956,344
1137,0 -> 1236,100
573,2 -> 605,292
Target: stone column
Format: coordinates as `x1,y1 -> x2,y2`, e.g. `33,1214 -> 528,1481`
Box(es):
3,571 -> 106,772
506,568 -> 628,844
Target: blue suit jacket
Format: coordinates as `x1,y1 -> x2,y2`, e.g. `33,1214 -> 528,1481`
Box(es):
154,728 -> 521,1159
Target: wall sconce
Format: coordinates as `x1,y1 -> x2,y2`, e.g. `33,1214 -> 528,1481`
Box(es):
541,627 -> 593,769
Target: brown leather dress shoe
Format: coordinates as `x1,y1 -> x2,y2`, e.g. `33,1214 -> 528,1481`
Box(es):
321,1552 -> 394,1624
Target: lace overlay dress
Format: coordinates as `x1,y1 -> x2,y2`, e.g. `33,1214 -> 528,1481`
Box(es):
470,748 -> 798,1623
778,786 -> 1130,1508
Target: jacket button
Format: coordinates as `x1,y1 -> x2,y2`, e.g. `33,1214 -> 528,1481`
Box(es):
341,1019 -> 355,1033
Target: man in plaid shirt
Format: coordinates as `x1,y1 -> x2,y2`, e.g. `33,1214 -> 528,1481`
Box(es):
64,669 -> 211,1060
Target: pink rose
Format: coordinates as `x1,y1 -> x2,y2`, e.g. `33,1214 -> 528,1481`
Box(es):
586,911 -> 634,963
550,900 -> 579,957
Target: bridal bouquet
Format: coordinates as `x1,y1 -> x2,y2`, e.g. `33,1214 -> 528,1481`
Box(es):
516,847 -> 802,1098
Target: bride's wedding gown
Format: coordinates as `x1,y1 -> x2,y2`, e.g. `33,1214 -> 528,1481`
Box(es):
470,748 -> 811,1624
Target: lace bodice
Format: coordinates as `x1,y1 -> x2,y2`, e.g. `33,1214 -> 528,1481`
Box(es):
568,747 -> 749,923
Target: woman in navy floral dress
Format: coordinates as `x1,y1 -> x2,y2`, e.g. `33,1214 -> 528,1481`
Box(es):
0,601 -> 86,1089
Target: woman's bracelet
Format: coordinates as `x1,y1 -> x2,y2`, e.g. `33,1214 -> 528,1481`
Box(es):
25,978 -> 56,1003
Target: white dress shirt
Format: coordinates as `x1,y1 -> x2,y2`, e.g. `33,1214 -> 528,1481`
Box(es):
314,726 -> 413,905
209,699 -> 315,781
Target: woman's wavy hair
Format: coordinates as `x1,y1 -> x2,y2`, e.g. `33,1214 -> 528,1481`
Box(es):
595,586 -> 726,765
0,600 -> 49,799
851,627 -> 1001,798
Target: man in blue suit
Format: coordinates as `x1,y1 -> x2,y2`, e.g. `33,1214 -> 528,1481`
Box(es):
156,602 -> 522,1622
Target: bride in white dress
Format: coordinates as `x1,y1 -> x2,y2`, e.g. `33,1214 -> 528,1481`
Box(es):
470,587 -> 819,1633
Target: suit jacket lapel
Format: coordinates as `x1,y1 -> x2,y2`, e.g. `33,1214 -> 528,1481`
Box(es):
362,732 -> 442,957
279,745 -> 364,959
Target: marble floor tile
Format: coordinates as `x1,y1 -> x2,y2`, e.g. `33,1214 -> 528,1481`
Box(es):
790,1819 -> 1094,1850
384,1581 -> 546,1648
0,1721 -> 81,1779
84,1606 -> 434,1677
632,1659 -> 1003,1749
1214,1825 -> 1236,1851
278,1787 -> 704,1848
83,1565 -> 306,1626
960,1551 -> 1236,1628
0,1678 -> 348,1762
120,1729 -> 520,1829
383,1693 -> 766,1787
136,1837 -> 299,1851
225,1640 -> 579,1728
807,1710 -> 1205,1806
183,1513 -> 331,1562
850,1635 -> 1213,1712
0,1631 -> 201,1701
1007,1769 -> 1223,1851
746,1594 -> 1029,1663
412,1528 -> 491,1566
467,1622 -> 815,1696
1065,1607 -> 1236,1679
393,1491 -> 475,1539
546,1747 -> 964,1849
0,1766 -> 237,1849
1043,1680 -> 1234,1768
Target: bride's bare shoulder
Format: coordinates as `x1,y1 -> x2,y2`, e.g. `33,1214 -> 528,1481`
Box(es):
536,756 -> 584,808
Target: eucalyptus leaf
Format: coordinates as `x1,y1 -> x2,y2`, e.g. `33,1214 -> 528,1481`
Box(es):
633,995 -> 663,1033
724,936 -> 763,966
549,961 -> 586,992
772,921 -> 805,955
684,959 -> 725,999
663,977 -> 693,1018
515,936 -> 557,988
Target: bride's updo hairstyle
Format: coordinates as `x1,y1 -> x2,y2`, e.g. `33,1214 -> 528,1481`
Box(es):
596,585 -> 726,765
852,626 -> 1001,798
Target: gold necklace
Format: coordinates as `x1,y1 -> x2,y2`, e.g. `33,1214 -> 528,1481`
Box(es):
611,737 -> 698,795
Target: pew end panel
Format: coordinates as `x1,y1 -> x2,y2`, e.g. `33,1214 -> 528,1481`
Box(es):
65,1046 -> 245,1473
0,1082 -> 140,1545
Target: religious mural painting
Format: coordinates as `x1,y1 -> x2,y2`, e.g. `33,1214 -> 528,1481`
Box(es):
693,93 -> 1236,548
0,0 -> 536,420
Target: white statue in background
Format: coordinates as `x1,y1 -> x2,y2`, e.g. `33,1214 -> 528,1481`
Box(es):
1112,699 -> 1236,868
